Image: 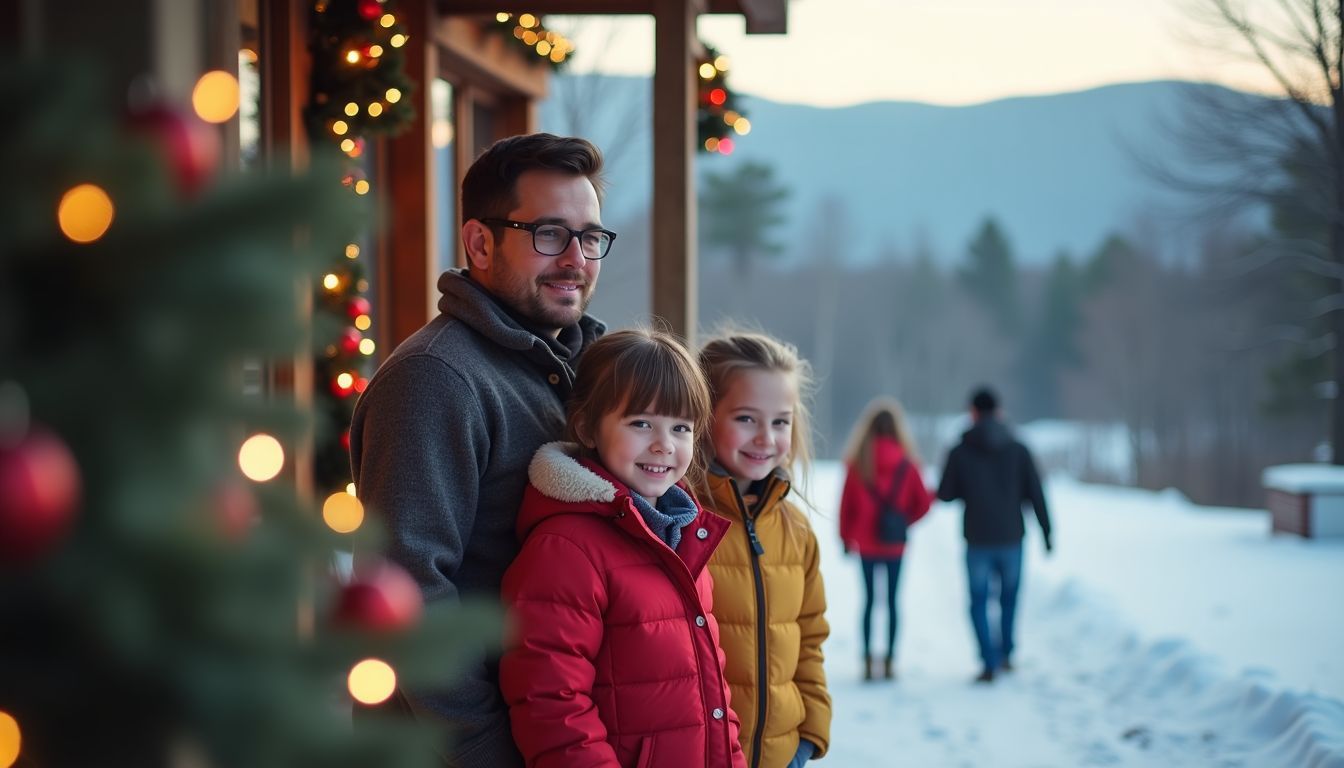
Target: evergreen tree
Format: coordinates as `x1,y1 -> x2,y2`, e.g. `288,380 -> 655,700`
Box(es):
0,62 -> 494,768
699,160 -> 790,276
958,217 -> 1021,335
1019,252 -> 1082,418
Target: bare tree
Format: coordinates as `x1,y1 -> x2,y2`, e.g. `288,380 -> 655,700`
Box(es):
1181,0 -> 1344,461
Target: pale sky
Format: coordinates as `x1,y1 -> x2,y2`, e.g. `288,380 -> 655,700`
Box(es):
549,0 -> 1282,107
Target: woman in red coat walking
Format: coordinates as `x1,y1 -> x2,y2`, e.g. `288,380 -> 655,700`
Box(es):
500,330 -> 746,768
838,398 -> 931,681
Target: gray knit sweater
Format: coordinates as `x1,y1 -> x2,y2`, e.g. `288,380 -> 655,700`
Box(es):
349,269 -> 604,767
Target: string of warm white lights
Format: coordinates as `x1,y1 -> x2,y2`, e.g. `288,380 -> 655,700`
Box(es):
492,12 -> 573,69
697,44 -> 747,155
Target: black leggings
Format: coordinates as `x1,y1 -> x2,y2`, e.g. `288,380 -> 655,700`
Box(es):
861,557 -> 904,659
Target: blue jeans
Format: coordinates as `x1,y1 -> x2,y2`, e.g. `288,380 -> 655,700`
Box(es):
860,557 -> 903,659
966,544 -> 1023,671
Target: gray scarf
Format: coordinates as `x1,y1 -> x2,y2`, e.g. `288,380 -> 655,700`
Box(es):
629,485 -> 699,550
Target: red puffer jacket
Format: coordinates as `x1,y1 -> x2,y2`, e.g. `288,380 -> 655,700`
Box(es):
838,437 -> 932,558
500,442 -> 747,768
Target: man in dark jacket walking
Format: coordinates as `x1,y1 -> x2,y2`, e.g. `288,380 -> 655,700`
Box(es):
936,387 -> 1052,683
349,134 -> 610,766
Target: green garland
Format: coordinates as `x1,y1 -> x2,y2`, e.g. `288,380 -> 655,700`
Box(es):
489,13 -> 574,72
305,0 -> 417,495
697,44 -> 747,154
306,0 -> 416,138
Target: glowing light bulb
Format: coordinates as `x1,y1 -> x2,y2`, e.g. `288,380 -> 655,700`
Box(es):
0,710 -> 20,768
714,55 -> 730,71
345,102 -> 359,116
390,33 -> 406,48
238,434 -> 285,482
346,49 -> 361,64
368,44 -> 384,58
340,138 -> 356,153
496,12 -> 511,22
348,659 -> 397,705
699,63 -> 716,80
385,88 -> 402,103
733,117 -> 751,135
57,184 -> 114,244
332,120 -> 349,135
354,179 -> 370,195
322,491 -> 364,533
368,102 -> 383,117
519,13 -> 536,28
355,314 -> 372,331
347,482 -> 357,495
345,244 -> 360,259
537,40 -> 552,56
192,70 -> 240,123
379,13 -> 395,27
359,338 -> 376,355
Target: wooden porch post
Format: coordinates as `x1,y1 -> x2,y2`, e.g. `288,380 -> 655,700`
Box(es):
652,0 -> 700,345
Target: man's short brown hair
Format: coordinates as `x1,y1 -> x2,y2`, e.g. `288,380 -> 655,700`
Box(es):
460,133 -> 605,226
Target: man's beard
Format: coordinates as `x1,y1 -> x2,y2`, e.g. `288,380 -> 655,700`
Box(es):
500,266 -> 593,332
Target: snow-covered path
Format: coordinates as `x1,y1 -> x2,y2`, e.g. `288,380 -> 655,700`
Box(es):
806,463 -> 1344,767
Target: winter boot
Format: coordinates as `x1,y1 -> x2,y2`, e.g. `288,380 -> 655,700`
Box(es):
883,654 -> 895,680
862,654 -> 874,681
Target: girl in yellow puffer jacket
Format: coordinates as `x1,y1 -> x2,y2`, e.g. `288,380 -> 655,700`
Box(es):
693,332 -> 832,768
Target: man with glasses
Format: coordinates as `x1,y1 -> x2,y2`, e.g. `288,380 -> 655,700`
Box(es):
350,134 -> 611,767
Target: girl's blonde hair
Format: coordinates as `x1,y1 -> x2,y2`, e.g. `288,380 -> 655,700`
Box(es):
841,397 -> 921,484
566,328 -> 713,490
695,331 -> 816,507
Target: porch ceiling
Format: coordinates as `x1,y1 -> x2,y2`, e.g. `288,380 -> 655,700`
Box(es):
436,1 -> 787,34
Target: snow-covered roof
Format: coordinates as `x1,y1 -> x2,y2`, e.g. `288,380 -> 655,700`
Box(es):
1262,463 -> 1344,494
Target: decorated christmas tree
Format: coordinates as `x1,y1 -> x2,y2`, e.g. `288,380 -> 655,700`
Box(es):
0,58 -> 495,768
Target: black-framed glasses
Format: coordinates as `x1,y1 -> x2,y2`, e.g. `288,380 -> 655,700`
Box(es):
480,218 -> 617,260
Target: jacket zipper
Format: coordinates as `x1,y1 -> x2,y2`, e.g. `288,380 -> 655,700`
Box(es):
733,484 -> 769,768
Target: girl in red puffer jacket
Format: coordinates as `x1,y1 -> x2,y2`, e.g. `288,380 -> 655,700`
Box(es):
500,329 -> 747,768
838,397 -> 932,682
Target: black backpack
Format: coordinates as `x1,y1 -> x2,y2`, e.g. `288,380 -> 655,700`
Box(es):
866,460 -> 911,544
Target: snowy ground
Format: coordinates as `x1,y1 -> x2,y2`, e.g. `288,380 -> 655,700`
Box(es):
806,461 -> 1344,767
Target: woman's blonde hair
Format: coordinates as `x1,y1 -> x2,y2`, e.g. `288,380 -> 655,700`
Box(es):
695,331 -> 816,507
566,328 -> 712,489
841,396 -> 920,484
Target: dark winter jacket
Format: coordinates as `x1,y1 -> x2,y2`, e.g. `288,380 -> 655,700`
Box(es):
349,269 -> 604,767
500,443 -> 747,768
839,437 -> 932,558
936,417 -> 1051,547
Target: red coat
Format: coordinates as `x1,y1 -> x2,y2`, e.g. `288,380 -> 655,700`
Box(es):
838,437 -> 931,558
501,442 -> 747,768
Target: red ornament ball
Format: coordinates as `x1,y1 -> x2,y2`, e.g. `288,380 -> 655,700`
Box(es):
357,0 -> 381,20
346,296 -> 371,320
212,480 -> 259,541
334,559 -> 423,631
340,328 -> 362,356
0,429 -> 82,562
125,103 -> 221,197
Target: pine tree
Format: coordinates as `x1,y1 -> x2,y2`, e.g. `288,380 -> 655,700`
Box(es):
699,161 -> 790,276
958,217 -> 1021,336
0,61 -> 494,768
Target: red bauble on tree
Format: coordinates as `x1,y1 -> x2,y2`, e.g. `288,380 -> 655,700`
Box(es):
333,559 -> 423,632
339,328 -> 362,357
0,428 -> 82,562
346,296 -> 371,320
125,103 -> 221,198
357,0 -> 382,21
211,479 -> 260,541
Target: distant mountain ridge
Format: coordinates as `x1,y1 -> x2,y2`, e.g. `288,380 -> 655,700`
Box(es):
540,76 -> 1269,265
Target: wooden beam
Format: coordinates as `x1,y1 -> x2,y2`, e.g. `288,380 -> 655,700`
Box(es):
383,0 -> 439,349
651,0 -> 697,344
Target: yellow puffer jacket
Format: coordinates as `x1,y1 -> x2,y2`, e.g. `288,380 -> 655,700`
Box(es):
703,468 -> 831,768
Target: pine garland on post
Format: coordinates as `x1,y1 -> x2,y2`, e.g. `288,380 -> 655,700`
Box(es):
305,0 -> 416,495
697,44 -> 751,155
